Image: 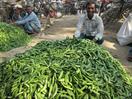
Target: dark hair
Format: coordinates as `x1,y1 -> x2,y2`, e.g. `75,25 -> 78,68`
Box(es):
86,1 -> 96,8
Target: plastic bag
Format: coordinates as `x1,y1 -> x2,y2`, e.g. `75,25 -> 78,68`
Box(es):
117,13 -> 132,46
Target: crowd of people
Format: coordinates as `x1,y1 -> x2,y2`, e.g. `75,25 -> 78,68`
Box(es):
7,0 -> 132,62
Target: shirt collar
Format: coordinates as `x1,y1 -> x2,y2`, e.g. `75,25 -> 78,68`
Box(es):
85,13 -> 97,20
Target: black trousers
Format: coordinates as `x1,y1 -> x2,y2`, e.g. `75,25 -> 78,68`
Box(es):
79,33 -> 104,45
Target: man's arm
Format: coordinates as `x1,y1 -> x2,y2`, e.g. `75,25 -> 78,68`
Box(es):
95,16 -> 104,40
15,13 -> 34,25
75,14 -> 85,38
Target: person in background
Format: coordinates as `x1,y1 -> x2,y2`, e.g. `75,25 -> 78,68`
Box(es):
14,4 -> 41,34
74,1 -> 104,45
99,0 -> 112,16
11,4 -> 25,22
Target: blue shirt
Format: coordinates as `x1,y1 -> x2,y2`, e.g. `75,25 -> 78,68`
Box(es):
15,12 -> 41,28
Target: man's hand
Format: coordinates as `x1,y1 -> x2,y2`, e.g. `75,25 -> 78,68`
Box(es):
95,34 -> 102,40
74,31 -> 81,38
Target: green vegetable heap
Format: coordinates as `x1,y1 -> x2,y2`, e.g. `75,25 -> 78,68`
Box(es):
0,38 -> 132,99
0,22 -> 31,51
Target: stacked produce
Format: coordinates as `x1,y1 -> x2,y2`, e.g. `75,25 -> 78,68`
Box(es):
0,22 -> 31,51
0,38 -> 132,99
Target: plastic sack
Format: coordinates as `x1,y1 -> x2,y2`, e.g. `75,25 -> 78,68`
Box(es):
117,13 -> 132,46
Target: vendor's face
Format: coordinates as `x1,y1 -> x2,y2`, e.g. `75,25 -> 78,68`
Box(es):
26,6 -> 32,14
87,4 -> 96,16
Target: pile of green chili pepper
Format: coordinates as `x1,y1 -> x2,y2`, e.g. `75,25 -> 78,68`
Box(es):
0,22 -> 31,51
0,38 -> 132,99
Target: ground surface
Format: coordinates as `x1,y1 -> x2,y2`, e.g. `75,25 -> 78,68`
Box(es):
0,15 -> 132,74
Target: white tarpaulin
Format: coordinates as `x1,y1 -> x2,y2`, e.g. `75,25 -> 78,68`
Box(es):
117,13 -> 132,46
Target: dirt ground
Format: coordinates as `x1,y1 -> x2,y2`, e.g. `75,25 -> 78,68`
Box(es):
0,15 -> 132,74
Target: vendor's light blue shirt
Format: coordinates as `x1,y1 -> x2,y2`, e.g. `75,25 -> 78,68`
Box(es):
75,13 -> 104,39
15,12 -> 41,28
